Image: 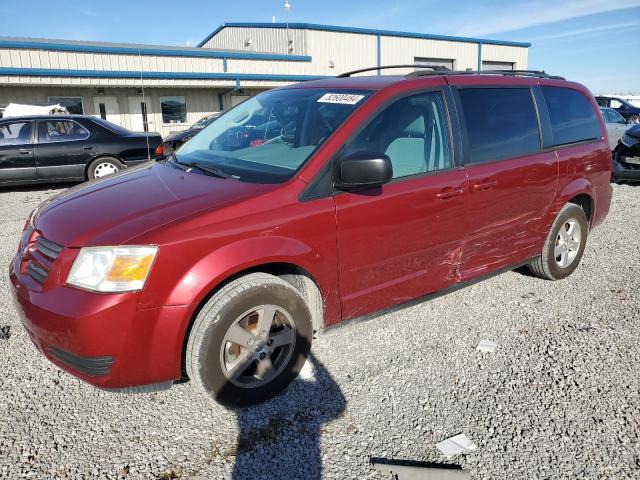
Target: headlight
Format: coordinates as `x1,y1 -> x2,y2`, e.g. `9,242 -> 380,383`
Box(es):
67,246 -> 158,292
622,132 -> 640,148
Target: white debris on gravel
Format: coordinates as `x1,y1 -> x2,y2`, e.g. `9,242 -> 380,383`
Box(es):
435,433 -> 478,458
476,339 -> 498,353
1,184 -> 639,479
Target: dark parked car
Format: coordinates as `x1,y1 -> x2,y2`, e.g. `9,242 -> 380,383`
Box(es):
595,96 -> 640,124
10,68 -> 612,407
0,115 -> 162,186
161,113 -> 221,153
612,123 -> 640,182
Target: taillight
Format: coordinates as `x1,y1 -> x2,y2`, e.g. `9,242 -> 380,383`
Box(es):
155,143 -> 165,157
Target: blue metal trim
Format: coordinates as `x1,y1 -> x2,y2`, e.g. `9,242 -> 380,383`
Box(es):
477,43 -> 482,71
199,22 -> 531,48
0,67 -> 328,82
0,38 -> 312,62
376,34 -> 381,76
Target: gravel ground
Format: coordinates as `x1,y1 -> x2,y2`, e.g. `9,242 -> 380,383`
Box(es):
0,183 -> 639,480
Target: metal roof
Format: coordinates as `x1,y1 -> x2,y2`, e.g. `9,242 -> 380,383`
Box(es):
198,22 -> 531,48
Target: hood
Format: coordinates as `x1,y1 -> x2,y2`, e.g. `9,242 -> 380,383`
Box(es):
164,128 -> 198,143
33,162 -> 274,247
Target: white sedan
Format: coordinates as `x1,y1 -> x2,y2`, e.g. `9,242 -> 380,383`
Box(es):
600,107 -> 631,151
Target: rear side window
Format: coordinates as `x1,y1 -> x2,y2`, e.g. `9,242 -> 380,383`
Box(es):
541,87 -> 601,146
458,88 -> 540,164
38,120 -> 89,143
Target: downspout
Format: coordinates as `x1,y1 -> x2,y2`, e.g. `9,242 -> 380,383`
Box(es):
376,34 -> 381,75
477,42 -> 482,71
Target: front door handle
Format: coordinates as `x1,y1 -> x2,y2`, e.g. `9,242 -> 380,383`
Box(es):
436,187 -> 464,199
18,149 -> 31,155
471,179 -> 497,191
83,145 -> 94,151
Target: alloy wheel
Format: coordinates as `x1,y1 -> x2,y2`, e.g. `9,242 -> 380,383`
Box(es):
219,304 -> 297,388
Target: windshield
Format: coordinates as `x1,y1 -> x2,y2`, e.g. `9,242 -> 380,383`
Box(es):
175,88 -> 372,183
191,114 -> 220,130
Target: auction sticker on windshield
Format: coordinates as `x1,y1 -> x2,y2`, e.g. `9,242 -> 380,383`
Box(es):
317,93 -> 365,104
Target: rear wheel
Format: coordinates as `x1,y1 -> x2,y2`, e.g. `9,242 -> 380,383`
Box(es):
528,203 -> 588,280
87,157 -> 124,180
186,273 -> 313,408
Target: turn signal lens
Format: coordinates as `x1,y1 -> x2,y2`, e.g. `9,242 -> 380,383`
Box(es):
67,246 -> 158,292
155,143 -> 165,157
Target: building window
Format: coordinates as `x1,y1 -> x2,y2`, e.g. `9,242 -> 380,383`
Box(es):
48,96 -> 84,115
160,96 -> 187,124
414,57 -> 455,71
481,61 -> 514,71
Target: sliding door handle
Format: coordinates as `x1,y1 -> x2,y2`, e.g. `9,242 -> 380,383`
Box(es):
471,179 -> 497,191
436,187 -> 464,199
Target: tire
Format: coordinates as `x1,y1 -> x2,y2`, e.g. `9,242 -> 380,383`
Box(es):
528,203 -> 588,280
628,115 -> 640,124
87,157 -> 124,180
186,273 -> 313,408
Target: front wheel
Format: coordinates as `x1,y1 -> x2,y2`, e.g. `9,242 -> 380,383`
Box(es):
186,273 -> 313,408
528,203 -> 588,280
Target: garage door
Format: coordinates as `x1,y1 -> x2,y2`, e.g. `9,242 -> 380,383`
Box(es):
482,61 -> 514,71
414,57 -> 455,71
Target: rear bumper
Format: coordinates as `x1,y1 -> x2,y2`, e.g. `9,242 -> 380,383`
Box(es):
9,253 -> 190,390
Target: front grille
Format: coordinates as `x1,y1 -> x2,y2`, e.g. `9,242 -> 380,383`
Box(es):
26,262 -> 48,283
35,236 -> 63,260
25,235 -> 64,284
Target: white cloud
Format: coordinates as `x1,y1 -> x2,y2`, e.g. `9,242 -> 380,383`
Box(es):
446,0 -> 640,36
528,20 -> 640,42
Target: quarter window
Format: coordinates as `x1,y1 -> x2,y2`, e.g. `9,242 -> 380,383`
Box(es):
48,96 -> 84,115
160,96 -> 187,124
345,92 -> 452,179
0,121 -> 32,146
38,120 -> 89,143
458,88 -> 540,164
541,87 -> 601,146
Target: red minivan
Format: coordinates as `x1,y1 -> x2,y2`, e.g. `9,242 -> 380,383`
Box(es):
10,68 -> 612,407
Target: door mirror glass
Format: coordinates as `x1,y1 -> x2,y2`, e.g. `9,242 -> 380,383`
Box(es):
336,152 -> 393,189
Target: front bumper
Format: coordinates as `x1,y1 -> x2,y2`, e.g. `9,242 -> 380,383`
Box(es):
613,151 -> 640,181
9,253 -> 190,390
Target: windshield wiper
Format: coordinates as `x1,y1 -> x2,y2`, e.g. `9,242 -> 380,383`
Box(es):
174,160 -> 234,179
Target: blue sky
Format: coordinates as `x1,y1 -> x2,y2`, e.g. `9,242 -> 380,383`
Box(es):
2,0 -> 639,94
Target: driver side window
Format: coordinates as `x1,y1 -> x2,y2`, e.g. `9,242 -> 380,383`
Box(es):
345,92 -> 451,179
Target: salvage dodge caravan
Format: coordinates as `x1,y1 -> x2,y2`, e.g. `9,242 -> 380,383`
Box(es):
10,68 -> 612,407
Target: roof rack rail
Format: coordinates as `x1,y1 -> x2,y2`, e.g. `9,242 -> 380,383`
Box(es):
406,68 -> 565,80
336,64 -> 449,78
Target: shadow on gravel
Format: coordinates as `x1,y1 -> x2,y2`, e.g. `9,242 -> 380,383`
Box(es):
231,353 -> 345,480
0,183 -> 74,193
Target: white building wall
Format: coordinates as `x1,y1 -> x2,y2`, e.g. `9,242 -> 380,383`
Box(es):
380,36 -> 479,74
481,44 -> 528,70
201,27 -> 308,55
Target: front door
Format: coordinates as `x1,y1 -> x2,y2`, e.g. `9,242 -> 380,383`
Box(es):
128,97 -> 152,132
93,96 -> 121,125
0,120 -> 36,183
335,90 -> 468,320
454,86 -> 558,280
33,119 -> 94,181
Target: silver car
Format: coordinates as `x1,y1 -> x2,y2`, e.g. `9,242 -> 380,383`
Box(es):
600,107 -> 630,151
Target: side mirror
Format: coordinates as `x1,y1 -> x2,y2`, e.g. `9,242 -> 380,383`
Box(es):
335,152 -> 393,189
